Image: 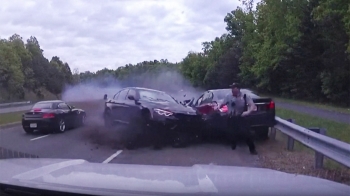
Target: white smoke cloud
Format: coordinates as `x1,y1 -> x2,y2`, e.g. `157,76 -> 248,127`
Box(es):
61,69 -> 204,103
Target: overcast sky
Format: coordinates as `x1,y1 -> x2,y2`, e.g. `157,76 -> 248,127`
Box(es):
0,0 -> 240,72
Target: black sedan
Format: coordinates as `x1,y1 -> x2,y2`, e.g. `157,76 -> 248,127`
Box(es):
22,100 -> 86,134
103,87 -> 202,148
184,89 -> 276,139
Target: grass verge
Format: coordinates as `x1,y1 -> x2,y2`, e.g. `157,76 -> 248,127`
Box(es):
275,107 -> 350,171
0,111 -> 24,125
260,94 -> 350,114
276,108 -> 350,143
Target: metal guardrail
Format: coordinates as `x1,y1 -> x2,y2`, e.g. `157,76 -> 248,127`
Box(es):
0,147 -> 39,159
273,117 -> 350,168
0,101 -> 32,108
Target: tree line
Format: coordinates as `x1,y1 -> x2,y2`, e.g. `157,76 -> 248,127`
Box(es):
1,0 -> 349,106
0,34 -> 73,102
180,0 -> 349,106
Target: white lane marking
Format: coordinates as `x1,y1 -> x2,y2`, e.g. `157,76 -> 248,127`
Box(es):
102,150 -> 123,163
30,134 -> 49,141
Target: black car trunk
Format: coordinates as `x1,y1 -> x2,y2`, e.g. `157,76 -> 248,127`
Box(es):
24,109 -> 54,119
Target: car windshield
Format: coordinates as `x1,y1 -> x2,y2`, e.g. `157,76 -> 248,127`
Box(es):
139,90 -> 177,103
32,103 -> 53,109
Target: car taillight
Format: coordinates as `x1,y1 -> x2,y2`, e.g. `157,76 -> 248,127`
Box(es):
267,101 -> 275,109
197,104 -> 214,115
43,113 -> 55,118
219,105 -> 228,113
33,108 -> 41,112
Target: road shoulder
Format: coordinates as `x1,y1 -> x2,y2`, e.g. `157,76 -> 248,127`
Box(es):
0,122 -> 21,130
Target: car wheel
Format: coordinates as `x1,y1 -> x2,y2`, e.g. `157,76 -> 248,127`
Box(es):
56,119 -> 66,133
104,112 -> 113,128
23,128 -> 34,134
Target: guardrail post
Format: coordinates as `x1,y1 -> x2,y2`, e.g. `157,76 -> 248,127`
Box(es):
308,127 -> 327,169
286,119 -> 295,151
270,127 -> 276,140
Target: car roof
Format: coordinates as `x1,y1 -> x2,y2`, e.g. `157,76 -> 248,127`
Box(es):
209,88 -> 253,93
129,87 -> 166,93
208,88 -> 260,98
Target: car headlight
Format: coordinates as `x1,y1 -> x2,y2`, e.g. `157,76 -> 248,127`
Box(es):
154,108 -> 173,117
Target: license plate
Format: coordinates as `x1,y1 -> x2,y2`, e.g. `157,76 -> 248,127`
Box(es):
30,123 -> 37,128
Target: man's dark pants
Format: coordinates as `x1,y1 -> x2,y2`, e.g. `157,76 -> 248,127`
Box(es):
226,115 -> 256,152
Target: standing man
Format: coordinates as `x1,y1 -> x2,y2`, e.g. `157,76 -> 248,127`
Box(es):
219,83 -> 258,155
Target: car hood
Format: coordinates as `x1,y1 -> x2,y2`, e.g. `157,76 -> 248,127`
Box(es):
140,100 -> 197,115
0,159 -> 349,196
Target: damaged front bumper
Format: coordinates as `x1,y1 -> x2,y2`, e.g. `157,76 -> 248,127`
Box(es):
149,111 -> 203,134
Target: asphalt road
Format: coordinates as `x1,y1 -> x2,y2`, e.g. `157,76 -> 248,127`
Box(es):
1,100 -> 349,125
275,101 -> 350,124
0,106 -> 261,167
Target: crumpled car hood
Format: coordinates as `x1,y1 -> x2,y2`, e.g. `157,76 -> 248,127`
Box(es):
0,158 -> 349,196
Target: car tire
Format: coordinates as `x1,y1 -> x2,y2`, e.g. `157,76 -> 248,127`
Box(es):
56,119 -> 66,133
23,128 -> 34,134
125,114 -> 149,150
104,112 -> 113,128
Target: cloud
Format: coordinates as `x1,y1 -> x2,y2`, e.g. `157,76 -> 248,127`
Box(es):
0,0 -> 240,72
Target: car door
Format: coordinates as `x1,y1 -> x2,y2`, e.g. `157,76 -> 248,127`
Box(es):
111,89 -> 129,123
109,91 -> 120,114
57,102 -> 74,126
123,89 -> 140,124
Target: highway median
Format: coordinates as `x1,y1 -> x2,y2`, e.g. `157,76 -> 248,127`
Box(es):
0,111 -> 23,128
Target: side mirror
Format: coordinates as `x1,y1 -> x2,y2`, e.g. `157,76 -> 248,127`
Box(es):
70,105 -> 75,109
104,94 -> 107,100
128,95 -> 135,100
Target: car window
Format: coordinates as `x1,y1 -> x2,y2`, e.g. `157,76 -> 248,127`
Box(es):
58,103 -> 69,109
32,103 -> 53,109
118,89 -> 129,100
214,89 -> 260,100
201,92 -> 214,104
195,95 -> 204,106
113,92 -> 121,100
215,89 -> 230,100
126,89 -> 136,99
241,89 -> 260,99
139,90 -> 177,103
